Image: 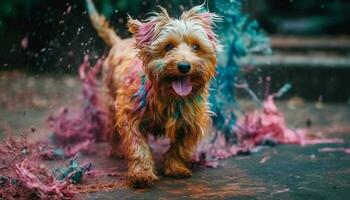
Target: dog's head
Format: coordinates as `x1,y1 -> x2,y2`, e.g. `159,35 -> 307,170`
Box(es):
128,5 -> 221,98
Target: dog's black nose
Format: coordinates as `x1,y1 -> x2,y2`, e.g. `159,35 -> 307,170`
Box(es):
177,61 -> 191,73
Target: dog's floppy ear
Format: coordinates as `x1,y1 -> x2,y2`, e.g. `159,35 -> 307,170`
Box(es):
181,5 -> 222,51
128,8 -> 170,50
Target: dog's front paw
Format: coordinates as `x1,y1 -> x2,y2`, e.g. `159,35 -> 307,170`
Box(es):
164,165 -> 192,178
128,170 -> 158,188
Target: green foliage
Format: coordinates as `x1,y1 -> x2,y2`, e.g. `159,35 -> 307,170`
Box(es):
0,0 -> 140,32
0,0 -> 39,32
90,0 -> 143,18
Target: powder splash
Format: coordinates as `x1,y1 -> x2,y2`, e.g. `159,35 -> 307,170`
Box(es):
44,55 -> 108,159
194,94 -> 344,167
0,132 -> 77,199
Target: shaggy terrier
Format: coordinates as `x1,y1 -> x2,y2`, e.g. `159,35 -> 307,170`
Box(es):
86,0 -> 221,188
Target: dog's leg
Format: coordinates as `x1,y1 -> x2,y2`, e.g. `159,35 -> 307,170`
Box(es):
164,143 -> 193,178
107,131 -> 125,158
164,127 -> 202,178
121,127 -> 158,188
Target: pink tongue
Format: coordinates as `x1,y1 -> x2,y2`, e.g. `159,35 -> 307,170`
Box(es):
171,77 -> 192,96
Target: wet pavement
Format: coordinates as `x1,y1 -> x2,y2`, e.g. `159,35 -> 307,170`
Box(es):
1,72 -> 350,199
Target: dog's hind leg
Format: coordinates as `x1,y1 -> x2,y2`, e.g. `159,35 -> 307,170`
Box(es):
107,130 -> 125,158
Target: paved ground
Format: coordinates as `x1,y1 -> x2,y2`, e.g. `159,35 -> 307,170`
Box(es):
1,72 -> 350,199
83,139 -> 350,200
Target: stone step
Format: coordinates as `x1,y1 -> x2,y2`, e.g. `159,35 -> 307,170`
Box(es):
271,36 -> 350,52
237,36 -> 350,102
240,53 -> 350,68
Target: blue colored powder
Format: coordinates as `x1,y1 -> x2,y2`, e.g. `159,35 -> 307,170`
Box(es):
155,60 -> 165,71
132,75 -> 148,112
54,157 -> 92,184
209,0 -> 271,139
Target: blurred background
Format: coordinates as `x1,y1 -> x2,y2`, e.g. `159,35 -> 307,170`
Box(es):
0,0 -> 350,135
1,0 -> 350,102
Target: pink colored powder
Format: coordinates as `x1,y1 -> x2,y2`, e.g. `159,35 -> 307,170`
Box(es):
45,55 -> 108,158
15,160 -> 76,199
194,95 -> 344,167
0,132 -> 76,199
235,95 -> 343,148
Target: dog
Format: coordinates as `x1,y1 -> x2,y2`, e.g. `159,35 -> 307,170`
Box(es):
86,0 -> 221,188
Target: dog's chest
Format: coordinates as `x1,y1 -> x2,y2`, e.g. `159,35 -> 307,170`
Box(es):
139,118 -> 165,136
138,101 -> 194,137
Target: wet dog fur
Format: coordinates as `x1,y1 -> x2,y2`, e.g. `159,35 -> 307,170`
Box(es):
86,0 -> 220,188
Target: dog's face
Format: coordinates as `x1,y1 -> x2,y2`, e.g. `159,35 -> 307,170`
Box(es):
128,6 -> 221,98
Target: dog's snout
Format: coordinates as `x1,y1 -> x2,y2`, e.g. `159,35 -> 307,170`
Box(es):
177,61 -> 191,73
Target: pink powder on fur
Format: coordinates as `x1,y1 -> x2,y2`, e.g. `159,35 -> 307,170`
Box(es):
197,12 -> 221,49
135,20 -> 158,48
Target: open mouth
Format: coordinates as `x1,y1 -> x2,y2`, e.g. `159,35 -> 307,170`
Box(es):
171,77 -> 192,97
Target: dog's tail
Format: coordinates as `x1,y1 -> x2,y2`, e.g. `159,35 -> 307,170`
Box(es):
85,0 -> 120,47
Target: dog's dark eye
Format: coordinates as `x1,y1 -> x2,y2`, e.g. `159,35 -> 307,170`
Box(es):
192,44 -> 200,51
164,44 -> 174,52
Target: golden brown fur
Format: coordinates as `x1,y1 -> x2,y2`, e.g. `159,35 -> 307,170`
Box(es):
87,0 -> 220,188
